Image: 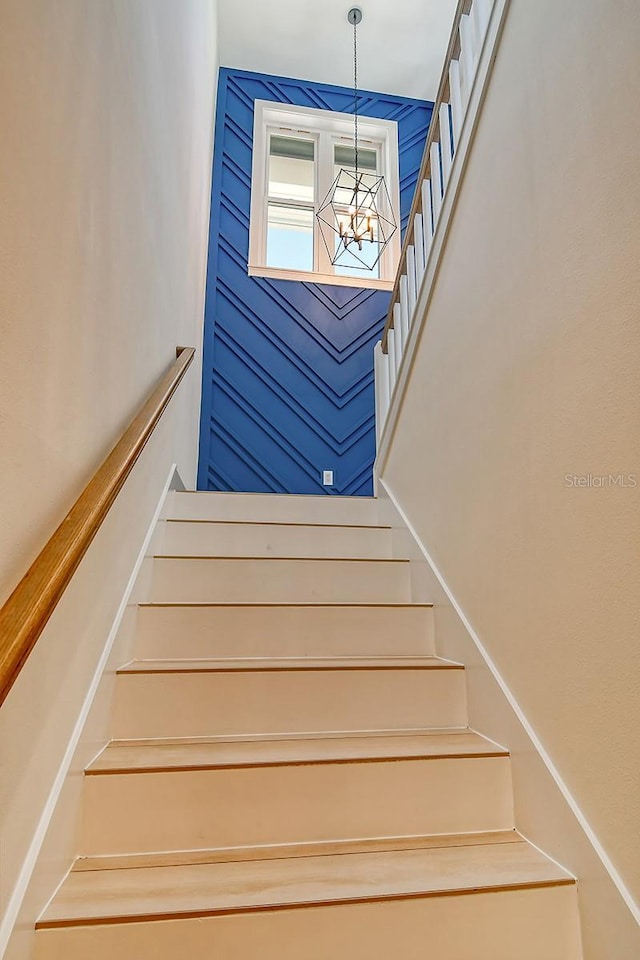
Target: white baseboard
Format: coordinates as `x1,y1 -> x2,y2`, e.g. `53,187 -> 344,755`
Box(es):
378,474 -> 640,927
0,463 -> 178,958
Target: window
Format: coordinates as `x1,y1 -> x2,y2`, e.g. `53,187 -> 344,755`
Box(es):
266,135 -> 315,273
249,101 -> 401,290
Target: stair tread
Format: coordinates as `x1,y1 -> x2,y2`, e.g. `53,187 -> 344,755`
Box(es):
117,656 -> 462,674
165,519 -> 392,530
171,491 -> 376,500
72,830 -> 524,872
88,730 -> 506,774
152,555 -> 410,562
138,601 -> 434,608
38,836 -> 573,927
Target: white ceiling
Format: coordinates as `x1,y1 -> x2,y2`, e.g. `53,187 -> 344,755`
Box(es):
217,0 -> 458,102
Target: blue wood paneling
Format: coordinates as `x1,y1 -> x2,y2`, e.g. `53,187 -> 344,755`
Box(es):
198,68 -> 432,495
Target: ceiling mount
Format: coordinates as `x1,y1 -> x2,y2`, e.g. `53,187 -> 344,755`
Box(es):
347,7 -> 363,26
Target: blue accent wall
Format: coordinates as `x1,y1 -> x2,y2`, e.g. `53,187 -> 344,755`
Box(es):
197,68 -> 432,495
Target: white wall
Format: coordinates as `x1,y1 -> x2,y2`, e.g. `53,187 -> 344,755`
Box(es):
218,0 -> 457,100
378,0 -> 640,956
0,0 -> 218,608
0,0 -> 218,955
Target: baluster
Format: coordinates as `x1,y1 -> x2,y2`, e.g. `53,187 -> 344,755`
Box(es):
406,246 -> 417,316
414,213 -> 425,289
374,340 -> 390,443
392,300 -> 404,367
387,327 -> 397,397
399,276 -> 410,350
439,102 -> 453,187
421,178 -> 434,261
381,347 -> 390,428
374,340 -> 382,444
393,302 -> 402,348
459,13 -> 476,110
472,0 -> 491,47
430,141 -> 443,225
448,58 -> 463,152
471,6 -> 483,65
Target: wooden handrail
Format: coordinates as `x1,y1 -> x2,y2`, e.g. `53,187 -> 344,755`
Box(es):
382,0 -> 471,351
0,346 -> 196,707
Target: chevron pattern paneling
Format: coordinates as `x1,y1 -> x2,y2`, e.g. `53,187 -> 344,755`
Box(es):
197,68 -> 432,495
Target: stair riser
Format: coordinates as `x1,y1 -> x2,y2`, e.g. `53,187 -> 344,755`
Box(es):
149,558 -> 411,604
112,670 -> 467,738
81,757 -> 513,855
166,492 -> 381,525
158,521 -> 393,559
135,604 -> 435,659
34,882 -> 581,960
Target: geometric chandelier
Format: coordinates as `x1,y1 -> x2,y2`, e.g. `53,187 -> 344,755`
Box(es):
316,7 -> 397,272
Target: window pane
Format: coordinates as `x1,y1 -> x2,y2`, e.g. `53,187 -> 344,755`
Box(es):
334,144 -> 377,174
326,166 -> 382,279
269,135 -> 314,203
331,147 -> 383,278
266,204 -> 314,272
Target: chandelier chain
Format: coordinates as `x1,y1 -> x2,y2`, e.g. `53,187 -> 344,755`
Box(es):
315,6 -> 397,272
353,16 -> 359,178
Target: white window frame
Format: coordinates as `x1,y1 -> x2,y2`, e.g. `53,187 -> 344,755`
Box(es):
248,100 -> 401,291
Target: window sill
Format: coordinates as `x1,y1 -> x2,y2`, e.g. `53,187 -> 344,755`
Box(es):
247,264 -> 395,291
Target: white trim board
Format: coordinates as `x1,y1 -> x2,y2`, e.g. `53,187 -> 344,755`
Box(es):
377,474 -> 640,927
247,263 -> 394,291
0,464 -> 179,958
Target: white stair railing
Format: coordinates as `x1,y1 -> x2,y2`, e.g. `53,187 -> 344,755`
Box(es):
374,0 -> 506,448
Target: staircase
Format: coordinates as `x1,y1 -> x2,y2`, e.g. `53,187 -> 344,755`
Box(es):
35,492 -> 583,959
